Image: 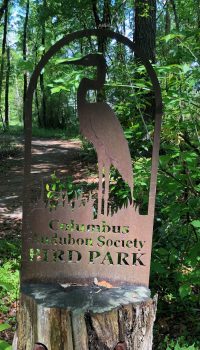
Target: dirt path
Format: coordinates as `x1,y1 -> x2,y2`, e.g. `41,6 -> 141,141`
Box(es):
0,137 -> 97,221
0,137 -> 98,344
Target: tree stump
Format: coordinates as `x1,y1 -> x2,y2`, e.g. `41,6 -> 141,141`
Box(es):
14,283 -> 157,350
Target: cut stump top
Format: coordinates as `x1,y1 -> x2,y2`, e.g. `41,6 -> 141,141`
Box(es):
21,283 -> 151,315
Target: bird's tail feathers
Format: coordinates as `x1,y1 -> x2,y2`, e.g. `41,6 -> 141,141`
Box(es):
120,168 -> 134,199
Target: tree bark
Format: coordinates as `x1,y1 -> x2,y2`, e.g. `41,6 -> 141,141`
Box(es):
4,45 -> 10,127
39,0 -> 47,128
165,0 -> 171,35
35,88 -> 41,126
169,0 -> 179,32
23,0 -> 30,126
134,0 -> 156,63
197,0 -> 200,28
0,0 -> 9,22
134,0 -> 156,125
14,284 -> 157,350
92,0 -> 111,101
34,43 -> 41,126
0,0 -> 8,124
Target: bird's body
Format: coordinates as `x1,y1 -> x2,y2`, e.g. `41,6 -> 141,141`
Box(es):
64,53 -> 133,216
78,101 -> 133,192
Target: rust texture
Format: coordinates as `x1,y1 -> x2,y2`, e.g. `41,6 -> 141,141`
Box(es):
21,30 -> 163,287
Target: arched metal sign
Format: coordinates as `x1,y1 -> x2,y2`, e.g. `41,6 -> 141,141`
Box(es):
21,29 -> 163,286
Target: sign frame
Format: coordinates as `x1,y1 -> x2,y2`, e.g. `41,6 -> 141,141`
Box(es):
21,29 -> 163,287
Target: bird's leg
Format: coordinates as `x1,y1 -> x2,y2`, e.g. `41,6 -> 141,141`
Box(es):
98,160 -> 103,217
104,164 -> 110,217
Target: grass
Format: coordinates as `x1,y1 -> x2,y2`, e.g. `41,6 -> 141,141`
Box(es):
1,123 -> 80,140
0,261 -> 19,314
0,222 -> 21,344
0,225 -> 21,312
158,336 -> 200,350
0,134 -> 23,161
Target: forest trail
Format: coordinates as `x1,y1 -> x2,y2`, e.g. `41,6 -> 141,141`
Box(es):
0,137 -> 95,222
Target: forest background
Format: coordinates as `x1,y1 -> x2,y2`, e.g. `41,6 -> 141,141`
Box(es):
0,0 -> 200,349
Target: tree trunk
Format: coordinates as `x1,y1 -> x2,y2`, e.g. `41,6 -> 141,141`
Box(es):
34,43 -> 41,126
35,88 -> 41,127
0,0 -> 9,22
134,0 -> 156,63
165,0 -> 171,35
0,0 -> 8,124
134,0 -> 156,125
169,0 -> 179,32
14,72 -> 21,119
23,0 -> 30,126
39,0 -> 47,128
92,0 -> 111,101
4,45 -> 10,127
197,0 -> 200,28
14,284 -> 157,350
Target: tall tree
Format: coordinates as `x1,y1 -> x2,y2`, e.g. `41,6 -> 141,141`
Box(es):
5,45 -> 10,127
0,0 -> 9,21
92,0 -> 111,101
0,0 -> 8,128
92,0 -> 111,52
134,0 -> 156,63
170,0 -> 179,31
39,0 -> 47,127
34,43 -> 41,127
198,0 -> 200,28
134,0 -> 157,129
165,0 -> 171,35
22,0 -> 30,125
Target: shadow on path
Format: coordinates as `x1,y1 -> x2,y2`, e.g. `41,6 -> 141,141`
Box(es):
0,138 -> 95,221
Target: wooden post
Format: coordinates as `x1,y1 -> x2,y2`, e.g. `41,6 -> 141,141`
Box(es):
14,283 -> 157,350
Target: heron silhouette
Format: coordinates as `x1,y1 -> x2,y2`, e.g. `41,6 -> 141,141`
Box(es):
64,53 -> 133,216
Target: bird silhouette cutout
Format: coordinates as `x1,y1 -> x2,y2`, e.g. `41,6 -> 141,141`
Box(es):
64,53 -> 133,217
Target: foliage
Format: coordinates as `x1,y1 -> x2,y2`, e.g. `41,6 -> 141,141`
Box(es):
0,261 -> 19,314
46,172 -> 83,203
0,135 -> 22,161
159,336 -> 200,350
0,324 -> 12,349
0,340 -> 12,350
0,0 -> 200,347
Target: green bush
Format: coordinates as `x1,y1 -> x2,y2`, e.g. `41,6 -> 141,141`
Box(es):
0,262 -> 19,314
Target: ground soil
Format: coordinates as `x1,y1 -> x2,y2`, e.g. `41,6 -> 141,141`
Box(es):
0,137 -> 97,221
0,137 -> 98,344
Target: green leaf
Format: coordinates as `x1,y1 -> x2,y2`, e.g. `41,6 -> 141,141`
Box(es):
157,248 -> 169,256
17,59 -> 34,71
0,340 -> 12,350
51,86 -> 69,94
53,78 -> 65,83
0,282 -> 13,291
191,220 -> 200,228
151,261 -> 167,274
179,284 -> 192,299
0,324 -> 10,332
55,54 -> 82,65
38,45 -> 45,52
161,33 -> 184,43
181,64 -> 190,74
52,184 -> 56,191
47,191 -> 52,198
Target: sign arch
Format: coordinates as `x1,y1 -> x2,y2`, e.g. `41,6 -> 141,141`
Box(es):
22,30 -> 163,286
23,29 -> 162,217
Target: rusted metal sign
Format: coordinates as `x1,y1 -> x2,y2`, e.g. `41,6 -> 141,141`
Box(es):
21,29 -> 162,287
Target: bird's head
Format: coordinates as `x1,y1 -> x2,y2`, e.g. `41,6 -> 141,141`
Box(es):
61,53 -> 106,67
